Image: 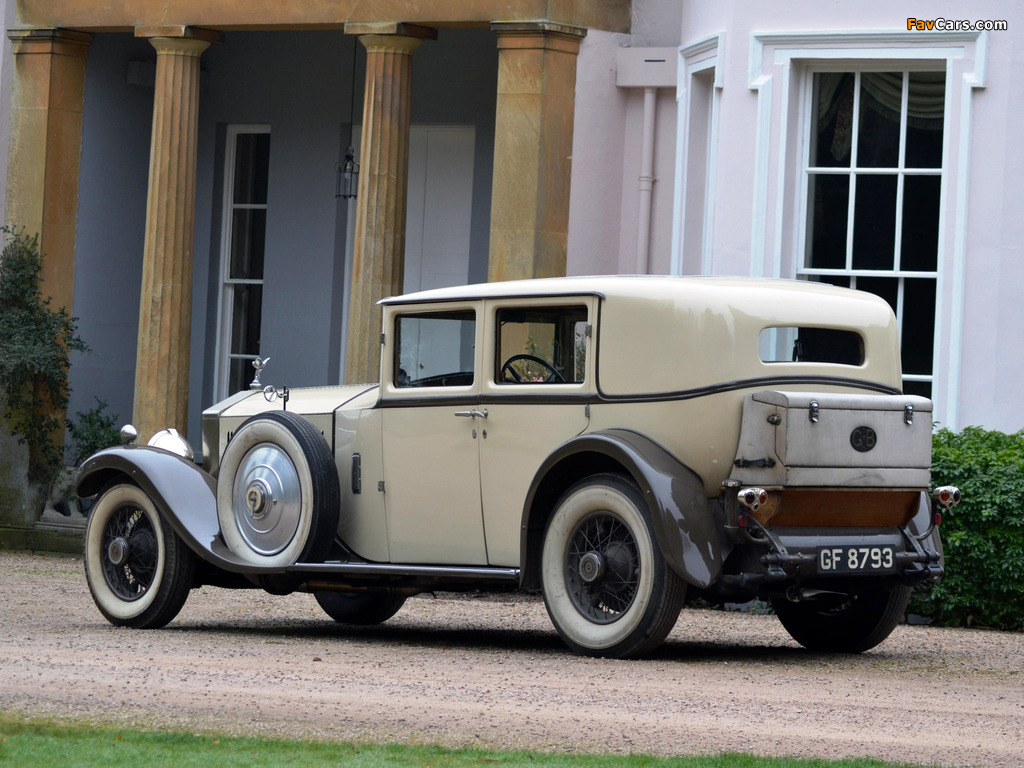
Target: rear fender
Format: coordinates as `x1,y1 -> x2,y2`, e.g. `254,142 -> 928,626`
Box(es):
76,445 -> 274,574
521,429 -> 726,590
907,490 -> 944,563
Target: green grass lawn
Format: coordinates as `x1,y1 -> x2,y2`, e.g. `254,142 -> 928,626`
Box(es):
0,716 -> 939,768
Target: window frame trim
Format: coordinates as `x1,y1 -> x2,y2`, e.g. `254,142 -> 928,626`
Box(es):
214,124 -> 271,401
379,301 -> 483,401
482,296 -> 597,397
673,31 -> 725,276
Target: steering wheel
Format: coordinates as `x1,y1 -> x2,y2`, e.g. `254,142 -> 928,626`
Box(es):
500,354 -> 566,383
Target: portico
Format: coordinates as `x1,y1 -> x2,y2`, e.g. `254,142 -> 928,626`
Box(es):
5,1 -> 627,439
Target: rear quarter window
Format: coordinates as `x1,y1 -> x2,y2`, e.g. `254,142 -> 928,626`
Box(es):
759,326 -> 864,365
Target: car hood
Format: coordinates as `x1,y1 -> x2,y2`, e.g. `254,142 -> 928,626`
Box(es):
207,384 -> 380,420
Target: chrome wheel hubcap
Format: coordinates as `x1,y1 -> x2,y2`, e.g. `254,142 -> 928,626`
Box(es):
232,443 -> 302,556
107,536 -> 130,567
578,551 -> 605,583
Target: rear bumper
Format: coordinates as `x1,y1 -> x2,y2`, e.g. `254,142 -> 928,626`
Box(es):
714,489 -> 944,595
762,527 -> 942,582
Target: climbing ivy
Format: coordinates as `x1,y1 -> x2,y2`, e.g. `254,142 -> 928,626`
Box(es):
0,227 -> 88,482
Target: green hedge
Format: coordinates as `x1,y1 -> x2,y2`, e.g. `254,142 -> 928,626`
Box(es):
910,427 -> 1024,630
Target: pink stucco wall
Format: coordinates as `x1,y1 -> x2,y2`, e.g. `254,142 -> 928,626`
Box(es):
568,0 -> 1023,431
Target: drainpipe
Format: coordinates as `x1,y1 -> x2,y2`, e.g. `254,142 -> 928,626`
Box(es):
635,86 -> 657,274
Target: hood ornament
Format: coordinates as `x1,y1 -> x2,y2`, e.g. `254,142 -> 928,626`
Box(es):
249,357 -> 270,391
249,356 -> 289,410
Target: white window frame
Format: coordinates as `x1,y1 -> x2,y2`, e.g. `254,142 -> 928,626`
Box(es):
672,32 -> 725,276
796,66 -> 945,396
747,29 -> 988,429
214,124 -> 271,400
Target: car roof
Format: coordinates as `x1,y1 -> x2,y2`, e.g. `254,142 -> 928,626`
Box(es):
379,274 -> 865,306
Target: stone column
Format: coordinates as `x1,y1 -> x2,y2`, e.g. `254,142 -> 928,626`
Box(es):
4,29 -> 92,333
488,22 -> 586,282
3,30 -> 92,509
132,28 -> 219,441
342,22 -> 435,385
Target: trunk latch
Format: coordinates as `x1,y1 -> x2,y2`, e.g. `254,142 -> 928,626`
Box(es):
808,400 -> 819,423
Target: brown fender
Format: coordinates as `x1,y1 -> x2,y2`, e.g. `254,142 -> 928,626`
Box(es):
521,429 -> 726,590
76,445 -> 276,574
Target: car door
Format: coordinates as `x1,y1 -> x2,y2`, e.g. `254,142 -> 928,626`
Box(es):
477,297 -> 596,566
380,302 -> 487,564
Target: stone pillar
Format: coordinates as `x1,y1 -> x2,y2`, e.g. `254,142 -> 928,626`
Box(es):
4,29 -> 92,332
3,30 -> 91,507
132,28 -> 218,441
488,22 -> 586,282
342,22 -> 435,385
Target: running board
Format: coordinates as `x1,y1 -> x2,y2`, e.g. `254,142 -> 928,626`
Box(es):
287,561 -> 521,582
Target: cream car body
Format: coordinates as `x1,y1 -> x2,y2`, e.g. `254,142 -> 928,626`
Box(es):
78,276 -> 956,658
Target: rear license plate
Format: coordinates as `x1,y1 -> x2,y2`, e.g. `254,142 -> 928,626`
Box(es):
817,546 -> 896,574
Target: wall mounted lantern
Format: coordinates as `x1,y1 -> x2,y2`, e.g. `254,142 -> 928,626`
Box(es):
336,145 -> 359,199
336,38 -> 360,199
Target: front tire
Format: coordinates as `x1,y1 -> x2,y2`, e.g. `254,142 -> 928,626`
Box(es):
540,474 -> 686,658
314,591 -> 407,625
83,483 -> 195,628
772,585 -> 911,653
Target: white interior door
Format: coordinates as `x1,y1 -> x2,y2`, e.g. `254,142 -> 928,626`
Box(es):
404,125 -> 476,293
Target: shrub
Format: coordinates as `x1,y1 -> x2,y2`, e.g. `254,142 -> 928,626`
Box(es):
0,227 -> 88,483
66,397 -> 121,467
910,427 -> 1024,630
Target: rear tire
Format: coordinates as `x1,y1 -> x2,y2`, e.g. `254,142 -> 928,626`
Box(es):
84,483 -> 194,628
772,585 -> 911,653
540,473 -> 686,659
314,591 -> 407,625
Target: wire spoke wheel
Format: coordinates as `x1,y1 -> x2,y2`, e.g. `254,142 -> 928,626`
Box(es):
541,473 -> 686,658
565,512 -> 641,623
84,483 -> 195,628
100,502 -> 160,601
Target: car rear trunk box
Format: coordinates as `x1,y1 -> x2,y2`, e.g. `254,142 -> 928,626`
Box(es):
731,390 -> 932,489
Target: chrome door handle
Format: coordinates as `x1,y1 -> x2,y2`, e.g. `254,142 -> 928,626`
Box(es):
454,409 -> 488,419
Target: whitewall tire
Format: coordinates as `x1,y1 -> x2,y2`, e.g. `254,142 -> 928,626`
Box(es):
541,473 -> 686,658
83,483 -> 194,628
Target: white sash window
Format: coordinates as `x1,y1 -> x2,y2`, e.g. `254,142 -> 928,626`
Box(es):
217,125 -> 271,398
799,70 -> 945,398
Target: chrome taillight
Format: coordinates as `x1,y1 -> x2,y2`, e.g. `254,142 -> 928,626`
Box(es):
932,485 -> 962,510
736,487 -> 768,512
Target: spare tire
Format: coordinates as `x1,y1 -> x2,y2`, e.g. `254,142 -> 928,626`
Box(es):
216,411 -> 340,567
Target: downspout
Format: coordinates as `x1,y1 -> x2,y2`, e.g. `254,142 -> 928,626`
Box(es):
635,86 -> 658,274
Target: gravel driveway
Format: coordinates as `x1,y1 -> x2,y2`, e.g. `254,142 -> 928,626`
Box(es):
1,551 -> 1022,767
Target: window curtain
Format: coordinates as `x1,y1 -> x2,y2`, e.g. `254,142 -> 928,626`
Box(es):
816,71 -> 945,162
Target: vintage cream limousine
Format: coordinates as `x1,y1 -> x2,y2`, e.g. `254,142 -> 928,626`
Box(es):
78,276 -> 959,658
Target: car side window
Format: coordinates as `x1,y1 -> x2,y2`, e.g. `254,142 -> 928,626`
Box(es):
394,310 -> 475,388
496,306 -> 588,384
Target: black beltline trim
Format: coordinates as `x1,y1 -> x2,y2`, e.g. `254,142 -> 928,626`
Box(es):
378,395 -> 481,409
376,375 -> 900,409
595,375 -> 902,402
